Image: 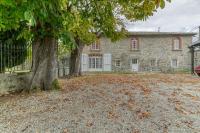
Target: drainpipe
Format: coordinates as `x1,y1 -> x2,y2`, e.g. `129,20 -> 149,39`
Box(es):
199,26 -> 200,41
191,47 -> 195,74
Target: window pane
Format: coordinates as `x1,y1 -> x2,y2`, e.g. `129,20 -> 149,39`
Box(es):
150,59 -> 156,66
172,59 -> 178,67
131,38 -> 138,50
132,59 -> 138,64
91,40 -> 100,50
115,60 -> 121,67
89,56 -> 102,69
173,39 -> 180,50
89,58 -> 92,68
93,58 -> 96,68
99,58 -> 102,68
96,58 -> 99,68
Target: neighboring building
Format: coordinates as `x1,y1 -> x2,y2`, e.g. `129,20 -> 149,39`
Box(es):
194,50 -> 200,67
189,40 -> 200,74
81,32 -> 195,72
190,40 -> 200,68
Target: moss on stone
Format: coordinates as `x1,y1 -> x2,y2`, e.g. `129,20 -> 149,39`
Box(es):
52,79 -> 61,90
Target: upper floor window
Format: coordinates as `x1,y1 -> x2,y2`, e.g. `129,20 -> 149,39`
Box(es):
131,38 -> 139,50
91,39 -> 100,51
173,37 -> 182,50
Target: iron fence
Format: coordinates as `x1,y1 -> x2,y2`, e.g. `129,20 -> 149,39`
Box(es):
0,41 -> 70,77
0,43 -> 32,73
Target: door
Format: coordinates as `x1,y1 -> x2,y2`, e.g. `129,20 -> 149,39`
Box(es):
88,55 -> 103,71
131,58 -> 139,72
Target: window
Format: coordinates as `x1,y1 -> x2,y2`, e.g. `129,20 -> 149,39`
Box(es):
89,55 -> 102,69
150,59 -> 156,67
91,39 -> 100,51
173,38 -> 181,50
131,38 -> 139,50
171,59 -> 178,68
115,59 -> 121,67
132,59 -> 138,64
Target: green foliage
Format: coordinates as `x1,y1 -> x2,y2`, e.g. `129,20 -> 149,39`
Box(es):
0,0 -> 170,52
64,0 -> 171,49
58,41 -> 70,59
52,79 -> 61,90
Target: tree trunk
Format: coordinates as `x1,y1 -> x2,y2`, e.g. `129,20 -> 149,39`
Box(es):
30,36 -> 58,90
69,38 -> 84,76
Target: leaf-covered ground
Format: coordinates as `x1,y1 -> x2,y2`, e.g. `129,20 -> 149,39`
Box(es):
0,73 -> 200,133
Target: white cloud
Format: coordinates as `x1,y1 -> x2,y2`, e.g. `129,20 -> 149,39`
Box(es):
126,0 -> 200,33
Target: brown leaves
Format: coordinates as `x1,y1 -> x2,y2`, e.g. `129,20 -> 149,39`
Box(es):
175,105 -> 188,115
60,74 -> 152,96
86,121 -> 94,127
136,109 -> 151,119
62,128 -> 68,133
182,93 -> 200,101
108,111 -> 119,120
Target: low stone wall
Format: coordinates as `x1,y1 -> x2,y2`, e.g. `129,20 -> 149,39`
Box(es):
0,73 -> 30,96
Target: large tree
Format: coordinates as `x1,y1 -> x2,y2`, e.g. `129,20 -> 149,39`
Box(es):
0,0 -> 72,90
68,0 -> 171,76
0,0 -> 170,90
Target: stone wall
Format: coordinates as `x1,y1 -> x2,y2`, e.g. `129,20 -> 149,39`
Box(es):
83,34 -> 193,72
195,50 -> 200,67
0,73 -> 30,96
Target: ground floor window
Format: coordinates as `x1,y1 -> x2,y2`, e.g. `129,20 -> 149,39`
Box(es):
132,58 -> 138,64
171,59 -> 178,68
115,59 -> 121,67
89,55 -> 103,69
150,59 -> 157,67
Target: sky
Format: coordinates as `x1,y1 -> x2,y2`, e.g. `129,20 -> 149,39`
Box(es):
126,0 -> 200,33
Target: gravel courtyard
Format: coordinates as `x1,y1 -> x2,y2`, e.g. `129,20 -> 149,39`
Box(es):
0,73 -> 200,133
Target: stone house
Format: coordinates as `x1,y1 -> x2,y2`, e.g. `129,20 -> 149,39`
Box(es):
81,32 -> 195,72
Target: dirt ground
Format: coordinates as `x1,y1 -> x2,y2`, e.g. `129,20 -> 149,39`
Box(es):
0,73 -> 200,133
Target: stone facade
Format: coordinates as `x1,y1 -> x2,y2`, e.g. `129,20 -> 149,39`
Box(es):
194,50 -> 200,67
82,32 -> 194,72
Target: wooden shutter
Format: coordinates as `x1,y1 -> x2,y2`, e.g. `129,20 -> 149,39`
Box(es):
103,54 -> 112,71
81,54 -> 88,72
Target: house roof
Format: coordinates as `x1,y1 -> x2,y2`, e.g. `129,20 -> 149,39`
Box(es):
190,40 -> 200,48
128,32 -> 196,36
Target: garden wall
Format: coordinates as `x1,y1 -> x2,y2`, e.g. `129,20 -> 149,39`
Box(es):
0,73 -> 30,96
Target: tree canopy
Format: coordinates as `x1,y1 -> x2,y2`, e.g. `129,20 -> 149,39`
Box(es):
0,0 -> 170,43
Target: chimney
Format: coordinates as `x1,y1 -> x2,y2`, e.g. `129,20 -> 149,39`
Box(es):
158,27 -> 161,32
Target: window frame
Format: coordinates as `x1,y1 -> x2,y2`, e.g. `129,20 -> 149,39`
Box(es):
90,39 -> 100,51
172,37 -> 182,51
171,59 -> 178,68
132,58 -> 138,64
115,59 -> 121,67
88,55 -> 103,69
150,59 -> 157,67
130,37 -> 139,51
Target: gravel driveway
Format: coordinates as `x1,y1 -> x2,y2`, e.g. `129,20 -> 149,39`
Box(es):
0,73 -> 200,133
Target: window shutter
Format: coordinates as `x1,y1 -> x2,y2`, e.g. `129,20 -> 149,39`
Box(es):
81,54 -> 88,72
103,54 -> 112,71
